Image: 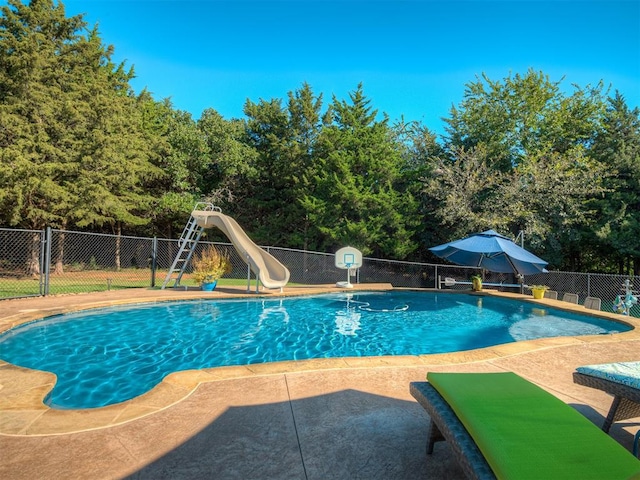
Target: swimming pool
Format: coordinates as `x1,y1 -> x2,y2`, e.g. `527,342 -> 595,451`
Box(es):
0,291 -> 631,409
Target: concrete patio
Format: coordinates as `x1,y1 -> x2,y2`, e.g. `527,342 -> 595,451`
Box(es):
1,286 -> 639,479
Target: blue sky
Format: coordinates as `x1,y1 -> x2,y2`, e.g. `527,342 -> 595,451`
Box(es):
58,1 -> 640,133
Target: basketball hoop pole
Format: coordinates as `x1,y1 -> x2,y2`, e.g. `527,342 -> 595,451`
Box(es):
345,263 -> 352,288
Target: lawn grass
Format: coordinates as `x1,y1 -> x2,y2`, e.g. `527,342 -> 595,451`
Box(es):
0,270 -> 259,299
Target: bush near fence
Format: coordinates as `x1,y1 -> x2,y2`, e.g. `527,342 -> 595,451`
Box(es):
1,227 -> 638,317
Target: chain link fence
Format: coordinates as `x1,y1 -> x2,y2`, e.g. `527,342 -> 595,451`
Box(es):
1,227 -> 638,317
524,271 -> 640,317
0,228 -> 46,298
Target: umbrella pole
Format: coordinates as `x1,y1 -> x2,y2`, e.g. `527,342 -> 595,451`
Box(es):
504,256 -> 525,294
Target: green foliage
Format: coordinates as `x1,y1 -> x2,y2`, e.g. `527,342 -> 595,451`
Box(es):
444,69 -> 606,171
302,84 -> 420,258
242,83 -> 325,248
504,146 -> 608,268
190,246 -> 232,285
1,1 -> 638,272
425,145 -> 508,238
0,0 -> 160,233
437,70 -> 614,270
154,104 -> 210,194
198,108 -> 257,201
153,191 -> 200,237
0,0 -> 84,229
589,92 -> 640,273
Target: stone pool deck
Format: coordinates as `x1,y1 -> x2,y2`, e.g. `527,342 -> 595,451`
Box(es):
1,285 -> 639,479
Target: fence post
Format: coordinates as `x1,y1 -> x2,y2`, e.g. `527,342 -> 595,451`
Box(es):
150,236 -> 158,287
43,227 -> 52,296
39,229 -> 46,296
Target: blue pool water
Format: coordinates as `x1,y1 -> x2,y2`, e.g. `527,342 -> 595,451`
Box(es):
0,291 -> 631,409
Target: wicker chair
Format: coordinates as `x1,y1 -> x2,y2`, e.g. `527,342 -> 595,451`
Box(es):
410,382 -> 497,479
573,362 -> 640,433
411,374 -> 640,478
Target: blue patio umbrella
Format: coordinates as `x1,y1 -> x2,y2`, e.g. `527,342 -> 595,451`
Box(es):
429,229 -> 548,276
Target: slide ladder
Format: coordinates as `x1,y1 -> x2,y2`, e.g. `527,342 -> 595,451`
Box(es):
160,202 -> 213,289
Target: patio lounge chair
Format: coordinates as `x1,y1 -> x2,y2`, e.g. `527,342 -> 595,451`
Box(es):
573,361 -> 640,433
584,296 -> 602,311
410,372 -> 640,479
562,292 -> 579,304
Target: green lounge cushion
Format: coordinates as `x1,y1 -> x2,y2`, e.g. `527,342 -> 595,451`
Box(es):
427,372 -> 640,480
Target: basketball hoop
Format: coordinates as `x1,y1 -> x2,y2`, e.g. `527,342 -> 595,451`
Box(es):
335,247 -> 363,289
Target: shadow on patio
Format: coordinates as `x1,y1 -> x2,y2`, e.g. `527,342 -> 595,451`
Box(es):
124,389 -> 465,480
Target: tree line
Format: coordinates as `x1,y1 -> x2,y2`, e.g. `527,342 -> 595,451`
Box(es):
1,0 -> 639,274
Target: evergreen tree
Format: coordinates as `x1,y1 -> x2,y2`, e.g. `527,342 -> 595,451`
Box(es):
304,84 -> 419,258
69,48 -> 161,236
243,83 -> 324,248
0,0 -> 161,271
590,92 -> 640,274
0,0 -> 84,231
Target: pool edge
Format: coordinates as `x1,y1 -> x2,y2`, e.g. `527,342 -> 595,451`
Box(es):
1,285 -> 639,436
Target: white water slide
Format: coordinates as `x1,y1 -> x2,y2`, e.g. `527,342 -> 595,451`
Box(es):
192,209 -> 290,291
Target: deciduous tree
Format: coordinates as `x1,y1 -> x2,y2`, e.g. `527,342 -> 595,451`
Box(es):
444,69 -> 605,171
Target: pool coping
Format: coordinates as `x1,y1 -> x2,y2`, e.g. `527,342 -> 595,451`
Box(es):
1,284 -> 638,436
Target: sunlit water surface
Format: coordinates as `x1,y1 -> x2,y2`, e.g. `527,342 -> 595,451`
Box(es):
0,291 -> 630,409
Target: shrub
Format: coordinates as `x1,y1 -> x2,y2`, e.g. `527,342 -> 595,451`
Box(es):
191,246 -> 232,285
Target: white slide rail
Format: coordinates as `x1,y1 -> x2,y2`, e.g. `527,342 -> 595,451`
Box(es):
192,209 -> 290,291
